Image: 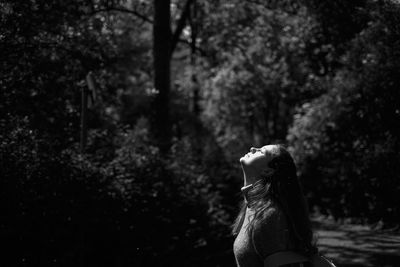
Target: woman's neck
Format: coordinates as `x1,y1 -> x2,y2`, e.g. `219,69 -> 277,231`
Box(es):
244,175 -> 261,187
242,169 -> 257,186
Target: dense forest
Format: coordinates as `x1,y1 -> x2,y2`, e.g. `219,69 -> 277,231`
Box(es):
1,0 -> 400,266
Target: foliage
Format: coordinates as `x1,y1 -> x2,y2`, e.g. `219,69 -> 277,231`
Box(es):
104,118 -> 233,266
288,0 -> 400,224
1,1 -> 233,266
0,115 -> 121,266
0,114 -> 233,266
196,1 -> 322,162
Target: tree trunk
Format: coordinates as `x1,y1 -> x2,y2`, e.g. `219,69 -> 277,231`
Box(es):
272,92 -> 280,139
263,90 -> 271,141
153,0 -> 171,153
80,86 -> 88,153
189,0 -> 200,117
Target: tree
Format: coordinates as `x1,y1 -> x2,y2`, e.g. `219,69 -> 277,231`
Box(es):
288,0 -> 400,223
189,1 -> 318,161
152,0 -> 195,152
152,0 -> 172,152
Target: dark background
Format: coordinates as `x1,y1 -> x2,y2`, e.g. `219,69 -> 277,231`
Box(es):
1,0 -> 400,266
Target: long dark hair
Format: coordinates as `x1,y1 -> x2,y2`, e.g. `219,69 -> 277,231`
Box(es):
232,145 -> 316,255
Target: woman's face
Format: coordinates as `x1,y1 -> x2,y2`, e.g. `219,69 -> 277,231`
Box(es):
240,145 -> 274,176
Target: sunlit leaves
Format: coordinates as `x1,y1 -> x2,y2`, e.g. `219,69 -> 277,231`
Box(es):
288,1 -> 400,222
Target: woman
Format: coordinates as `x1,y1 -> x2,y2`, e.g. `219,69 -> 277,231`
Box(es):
233,144 -> 316,267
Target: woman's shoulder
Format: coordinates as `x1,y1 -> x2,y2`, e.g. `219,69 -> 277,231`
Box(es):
254,202 -> 289,230
251,202 -> 292,258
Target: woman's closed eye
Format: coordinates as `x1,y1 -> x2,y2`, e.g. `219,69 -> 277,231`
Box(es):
250,147 -> 265,154
250,147 -> 262,153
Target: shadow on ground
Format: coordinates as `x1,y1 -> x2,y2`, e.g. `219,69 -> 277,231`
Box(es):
312,216 -> 400,267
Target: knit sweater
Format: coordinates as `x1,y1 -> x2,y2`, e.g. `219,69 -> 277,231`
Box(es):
233,203 -> 294,267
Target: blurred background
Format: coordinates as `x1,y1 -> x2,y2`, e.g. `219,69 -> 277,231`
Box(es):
1,0 -> 400,266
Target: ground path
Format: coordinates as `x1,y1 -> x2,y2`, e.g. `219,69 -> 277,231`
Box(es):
313,215 -> 400,267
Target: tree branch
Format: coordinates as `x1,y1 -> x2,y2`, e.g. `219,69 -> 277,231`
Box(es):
91,7 -> 153,24
170,0 -> 194,57
92,3 -> 208,58
177,38 -> 207,57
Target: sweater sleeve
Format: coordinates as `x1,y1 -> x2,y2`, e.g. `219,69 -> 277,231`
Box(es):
251,206 -> 292,259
